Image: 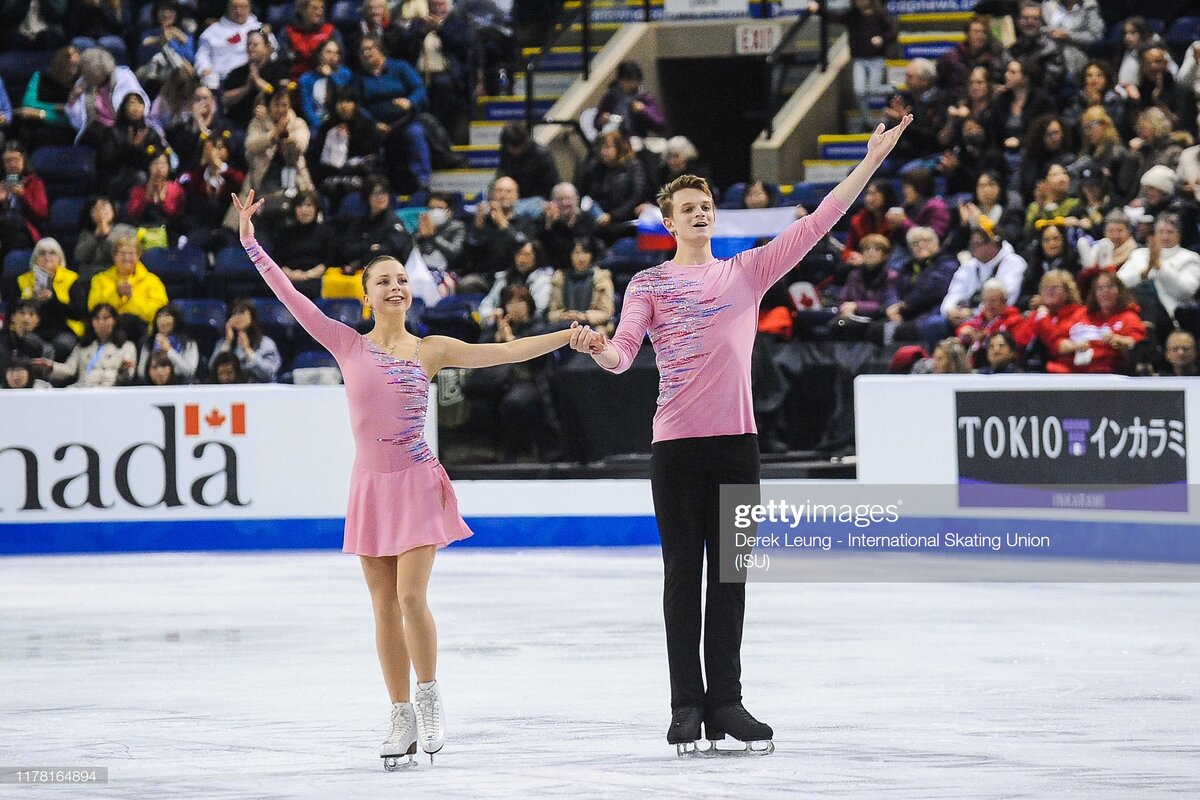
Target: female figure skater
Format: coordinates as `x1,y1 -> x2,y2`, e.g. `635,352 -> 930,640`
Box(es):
572,117 -> 912,755
232,191 -> 596,770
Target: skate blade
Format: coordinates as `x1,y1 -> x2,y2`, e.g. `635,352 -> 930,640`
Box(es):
703,739 -> 775,756
675,741 -> 710,758
381,755 -> 417,771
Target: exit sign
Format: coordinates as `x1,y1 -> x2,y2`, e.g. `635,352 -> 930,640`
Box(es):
735,23 -> 780,55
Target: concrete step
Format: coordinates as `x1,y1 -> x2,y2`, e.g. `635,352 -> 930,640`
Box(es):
469,121 -> 505,146
430,168 -> 494,197
886,0 -> 978,14
816,133 -> 870,160
520,45 -> 598,72
452,145 -> 500,170
898,32 -> 964,59
476,95 -> 556,122
897,11 -> 973,30
803,159 -> 857,182
512,70 -> 577,97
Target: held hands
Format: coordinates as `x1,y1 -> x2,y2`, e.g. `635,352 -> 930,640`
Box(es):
569,322 -> 607,355
231,189 -> 266,239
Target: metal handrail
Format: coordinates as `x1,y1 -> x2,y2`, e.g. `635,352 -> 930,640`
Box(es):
762,8 -> 825,138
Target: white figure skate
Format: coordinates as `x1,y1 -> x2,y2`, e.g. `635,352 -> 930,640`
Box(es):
379,701 -> 418,771
414,680 -> 444,762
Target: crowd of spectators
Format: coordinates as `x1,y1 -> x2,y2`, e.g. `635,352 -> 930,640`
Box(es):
3,1 -> 1200,456
763,3 -> 1200,381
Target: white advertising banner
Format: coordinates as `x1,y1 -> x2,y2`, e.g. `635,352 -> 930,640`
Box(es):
0,385 -> 436,523
664,0 -> 749,18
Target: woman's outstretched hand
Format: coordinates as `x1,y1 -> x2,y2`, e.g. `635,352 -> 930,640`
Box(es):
865,114 -> 913,167
231,190 -> 266,240
569,321 -> 607,355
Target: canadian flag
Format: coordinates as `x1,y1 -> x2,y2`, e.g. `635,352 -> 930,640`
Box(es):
185,403 -> 246,436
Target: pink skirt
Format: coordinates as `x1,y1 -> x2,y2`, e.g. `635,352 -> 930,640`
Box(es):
342,460 -> 474,557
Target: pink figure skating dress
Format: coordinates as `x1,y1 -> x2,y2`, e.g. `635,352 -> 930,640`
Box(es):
244,238 -> 473,556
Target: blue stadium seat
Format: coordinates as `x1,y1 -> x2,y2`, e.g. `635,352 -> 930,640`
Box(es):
790,181 -> 838,211
1176,303 -> 1200,339
175,298 -> 227,366
337,191 -> 367,220
291,349 -> 338,370
267,2 -> 295,28
721,182 -> 746,209
2,249 -> 33,306
31,147 -> 97,198
250,297 -> 299,365
0,50 -> 54,94
315,298 -> 364,328
1166,17 -> 1200,46
396,206 -> 425,233
143,245 -> 208,299
44,197 -> 89,243
212,245 -> 266,299
331,0 -> 357,29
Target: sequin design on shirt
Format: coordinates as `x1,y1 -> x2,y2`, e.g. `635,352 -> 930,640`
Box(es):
366,343 -> 435,464
638,266 -> 732,406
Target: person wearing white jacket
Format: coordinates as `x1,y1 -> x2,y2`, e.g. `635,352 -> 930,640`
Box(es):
1117,212 -> 1200,340
194,0 -> 262,90
1041,0 -> 1105,82
922,220 -> 1027,349
65,49 -> 156,145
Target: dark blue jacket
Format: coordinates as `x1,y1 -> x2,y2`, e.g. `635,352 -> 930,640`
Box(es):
355,59 -> 427,125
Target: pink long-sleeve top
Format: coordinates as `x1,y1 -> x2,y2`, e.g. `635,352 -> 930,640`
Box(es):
242,237 -> 434,472
606,195 -> 848,442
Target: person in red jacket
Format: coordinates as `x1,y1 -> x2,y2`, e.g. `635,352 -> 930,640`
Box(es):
0,144 -> 49,258
955,278 -> 1023,367
281,0 -> 346,82
1051,271 -> 1145,374
842,178 -> 897,263
1012,269 -> 1084,372
126,149 -> 187,238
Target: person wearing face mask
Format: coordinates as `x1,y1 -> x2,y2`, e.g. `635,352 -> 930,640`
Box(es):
938,114 -> 1006,197
413,191 -> 465,274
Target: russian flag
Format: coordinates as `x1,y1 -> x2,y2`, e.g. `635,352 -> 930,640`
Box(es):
637,207 -> 799,259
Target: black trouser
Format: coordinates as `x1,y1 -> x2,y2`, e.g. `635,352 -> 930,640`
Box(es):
650,433 -> 759,712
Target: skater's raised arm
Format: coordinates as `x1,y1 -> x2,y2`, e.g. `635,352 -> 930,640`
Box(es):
234,191 -> 358,356
740,115 -> 913,292
422,325 -> 584,374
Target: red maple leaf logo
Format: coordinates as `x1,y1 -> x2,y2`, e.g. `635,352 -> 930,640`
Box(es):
798,294 -> 815,308
205,407 -> 227,429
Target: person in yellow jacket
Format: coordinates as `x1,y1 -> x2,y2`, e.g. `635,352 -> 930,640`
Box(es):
87,234 -> 170,341
17,237 -> 88,359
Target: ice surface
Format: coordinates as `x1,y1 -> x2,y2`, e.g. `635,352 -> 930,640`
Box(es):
1,549 -> 1198,798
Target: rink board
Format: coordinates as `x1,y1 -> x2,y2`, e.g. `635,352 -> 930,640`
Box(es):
2,380 -> 1200,559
